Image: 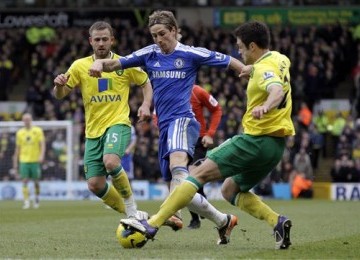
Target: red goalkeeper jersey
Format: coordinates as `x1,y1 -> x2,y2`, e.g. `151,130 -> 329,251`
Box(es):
153,85 -> 222,138
191,85 -> 222,138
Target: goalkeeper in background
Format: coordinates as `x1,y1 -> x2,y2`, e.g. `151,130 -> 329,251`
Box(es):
13,113 -> 45,209
53,21 -> 153,220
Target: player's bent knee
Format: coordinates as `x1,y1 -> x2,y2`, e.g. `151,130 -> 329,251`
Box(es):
103,154 -> 120,172
221,179 -> 240,203
221,187 -> 233,203
104,161 -> 118,172
87,179 -> 105,194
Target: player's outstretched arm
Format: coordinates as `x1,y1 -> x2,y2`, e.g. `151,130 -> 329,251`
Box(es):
228,57 -> 245,74
228,57 -> 252,79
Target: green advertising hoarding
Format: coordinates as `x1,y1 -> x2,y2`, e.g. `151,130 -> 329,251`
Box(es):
215,7 -> 360,27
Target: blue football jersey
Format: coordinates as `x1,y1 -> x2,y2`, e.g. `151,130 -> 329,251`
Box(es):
120,42 -> 230,130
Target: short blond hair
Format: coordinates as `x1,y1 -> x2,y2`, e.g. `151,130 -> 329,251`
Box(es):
89,21 -> 113,36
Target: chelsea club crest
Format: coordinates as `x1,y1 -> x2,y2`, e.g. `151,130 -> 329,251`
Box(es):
174,58 -> 184,69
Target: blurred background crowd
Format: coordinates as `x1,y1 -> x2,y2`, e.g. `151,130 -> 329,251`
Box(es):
1,0 -> 360,199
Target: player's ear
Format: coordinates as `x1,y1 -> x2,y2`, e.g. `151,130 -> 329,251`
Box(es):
249,42 -> 256,51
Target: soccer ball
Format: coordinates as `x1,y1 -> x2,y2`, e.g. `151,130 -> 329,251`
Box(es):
116,223 -> 148,249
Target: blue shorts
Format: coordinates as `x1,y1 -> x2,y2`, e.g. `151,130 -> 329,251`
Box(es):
158,117 -> 200,181
121,153 -> 134,179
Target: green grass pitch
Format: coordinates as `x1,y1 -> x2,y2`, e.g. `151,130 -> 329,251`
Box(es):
1,199 -> 359,259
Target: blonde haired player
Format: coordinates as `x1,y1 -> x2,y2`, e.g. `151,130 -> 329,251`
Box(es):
13,113 -> 45,209
53,21 -> 152,220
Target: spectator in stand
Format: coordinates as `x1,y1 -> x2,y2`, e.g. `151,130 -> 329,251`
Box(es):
281,161 -> 294,183
308,124 -> 324,170
290,171 -> 313,199
330,158 -> 343,182
342,123 -> 355,146
291,74 -> 305,112
313,110 -> 330,157
352,138 -> 360,160
335,134 -> 352,159
293,148 -> 313,180
304,63 -> 323,109
293,129 -> 312,156
331,154 -> 357,182
297,101 -> 312,131
331,112 -> 347,156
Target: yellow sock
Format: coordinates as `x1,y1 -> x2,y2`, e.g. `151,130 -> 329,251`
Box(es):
22,186 -> 29,201
236,192 -> 279,227
112,170 -> 132,198
149,181 -> 198,227
101,184 -> 126,214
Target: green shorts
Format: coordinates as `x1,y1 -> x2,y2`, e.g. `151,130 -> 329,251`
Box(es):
19,162 -> 41,180
84,124 -> 130,179
208,134 -> 285,192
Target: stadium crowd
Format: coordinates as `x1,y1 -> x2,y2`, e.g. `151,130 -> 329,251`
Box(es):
1,20 -> 360,197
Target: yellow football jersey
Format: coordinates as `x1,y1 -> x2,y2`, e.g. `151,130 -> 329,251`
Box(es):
16,126 -> 45,163
242,51 -> 295,137
66,52 -> 148,138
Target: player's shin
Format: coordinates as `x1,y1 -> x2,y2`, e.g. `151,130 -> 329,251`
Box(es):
22,185 -> 30,201
187,193 -> 228,228
235,191 -> 278,227
99,183 -> 126,214
169,166 -> 189,219
110,167 -> 137,217
149,178 -> 198,228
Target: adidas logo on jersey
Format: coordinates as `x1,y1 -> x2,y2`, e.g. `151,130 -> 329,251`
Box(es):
153,61 -> 161,67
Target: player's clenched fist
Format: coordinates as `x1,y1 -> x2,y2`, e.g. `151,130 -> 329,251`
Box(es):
88,60 -> 103,78
54,73 -> 70,87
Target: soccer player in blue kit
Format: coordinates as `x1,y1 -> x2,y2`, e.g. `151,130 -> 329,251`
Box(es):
89,10 -> 249,244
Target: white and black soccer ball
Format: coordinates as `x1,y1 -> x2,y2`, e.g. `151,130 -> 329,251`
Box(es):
116,223 -> 148,249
